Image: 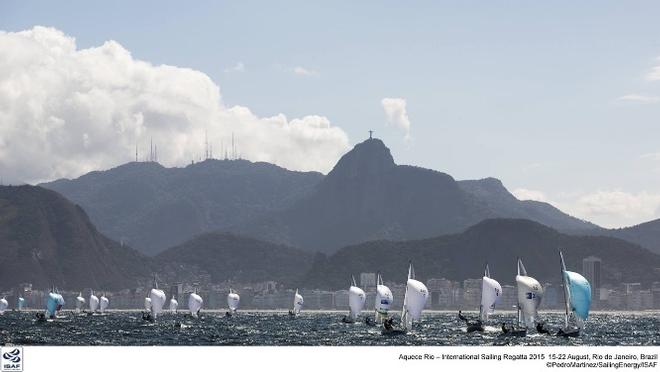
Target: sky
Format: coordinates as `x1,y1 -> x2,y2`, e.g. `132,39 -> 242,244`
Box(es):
1,1 -> 660,228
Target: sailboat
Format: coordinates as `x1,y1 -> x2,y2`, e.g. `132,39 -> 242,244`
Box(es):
89,291 -> 99,313
169,297 -> 178,313
373,273 -> 393,324
463,263 -> 502,332
188,290 -> 203,318
289,289 -> 303,316
557,251 -> 591,338
0,297 -> 7,314
45,288 -> 65,319
17,297 -> 25,311
480,263 -> 502,322
149,278 -> 167,320
75,293 -> 85,313
397,262 -> 429,332
227,289 -> 240,315
99,294 -> 109,313
515,258 -> 543,333
342,276 -> 365,323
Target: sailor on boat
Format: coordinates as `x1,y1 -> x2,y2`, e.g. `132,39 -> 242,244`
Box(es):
458,310 -> 484,332
536,321 -> 550,334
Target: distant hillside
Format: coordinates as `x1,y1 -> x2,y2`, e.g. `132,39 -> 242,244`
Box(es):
156,232 -> 314,286
41,160 -> 323,256
303,219 -> 660,290
0,185 -> 150,290
596,219 -> 660,255
458,178 -> 596,232
231,138 -> 600,253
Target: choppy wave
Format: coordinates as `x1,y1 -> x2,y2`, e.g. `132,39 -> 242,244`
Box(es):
1,311 -> 658,346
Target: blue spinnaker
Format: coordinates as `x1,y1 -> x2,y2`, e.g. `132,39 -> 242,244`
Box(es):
565,271 -> 591,321
46,293 -> 64,317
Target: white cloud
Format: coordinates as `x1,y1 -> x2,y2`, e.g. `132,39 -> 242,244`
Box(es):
567,190 -> 660,227
618,94 -> 660,103
646,57 -> 660,81
292,66 -> 318,77
224,62 -> 245,73
381,97 -> 411,140
0,27 -> 350,184
512,188 -> 548,202
514,186 -> 660,228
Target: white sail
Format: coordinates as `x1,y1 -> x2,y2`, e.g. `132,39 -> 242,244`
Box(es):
516,258 -> 543,328
89,291 -> 99,312
0,297 -> 7,314
374,273 -> 393,323
227,289 -> 240,312
17,297 -> 25,311
99,295 -> 109,313
480,264 -> 502,321
401,262 -> 429,330
293,289 -> 304,314
169,298 -> 178,313
149,288 -> 166,319
144,297 -> 152,311
188,292 -> 203,317
348,276 -> 366,320
75,293 -> 85,313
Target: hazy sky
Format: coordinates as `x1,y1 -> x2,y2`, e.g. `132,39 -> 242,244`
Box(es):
2,1 -> 660,228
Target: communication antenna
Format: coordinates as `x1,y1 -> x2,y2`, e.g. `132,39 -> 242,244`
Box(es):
369,130 -> 374,139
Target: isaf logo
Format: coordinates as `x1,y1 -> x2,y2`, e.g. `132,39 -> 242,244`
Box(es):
1,347 -> 23,372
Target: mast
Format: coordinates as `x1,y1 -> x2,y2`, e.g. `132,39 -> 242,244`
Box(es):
559,251 -> 571,329
516,258 -> 522,327
480,263 -> 490,320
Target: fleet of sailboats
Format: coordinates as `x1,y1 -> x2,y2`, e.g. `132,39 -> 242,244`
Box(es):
13,254 -> 594,341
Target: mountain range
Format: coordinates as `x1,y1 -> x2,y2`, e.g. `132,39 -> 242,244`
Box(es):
42,138 -> 602,256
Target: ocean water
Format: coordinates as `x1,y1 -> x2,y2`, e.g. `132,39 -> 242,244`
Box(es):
1,311 -> 658,346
